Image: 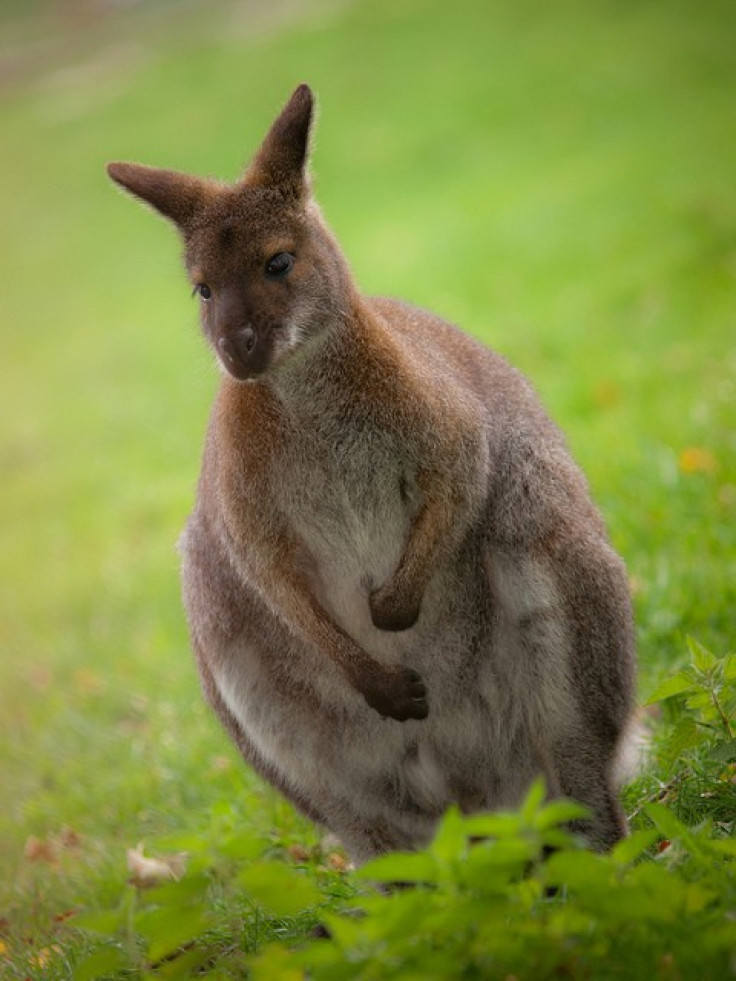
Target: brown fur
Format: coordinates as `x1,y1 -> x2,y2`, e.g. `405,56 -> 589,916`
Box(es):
107,85 -> 636,861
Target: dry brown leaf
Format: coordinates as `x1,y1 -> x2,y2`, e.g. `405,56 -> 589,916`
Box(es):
209,755 -> 233,773
678,446 -> 716,474
27,665 -> 53,691
73,668 -> 107,694
326,852 -> 350,873
24,835 -> 58,863
24,827 -> 82,865
53,909 -> 77,924
31,944 -> 62,968
58,826 -> 81,849
126,842 -> 186,889
287,843 -> 311,863
592,379 -> 621,408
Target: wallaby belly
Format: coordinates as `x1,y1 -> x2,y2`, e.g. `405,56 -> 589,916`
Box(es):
206,619 -> 528,861
184,507 -> 543,862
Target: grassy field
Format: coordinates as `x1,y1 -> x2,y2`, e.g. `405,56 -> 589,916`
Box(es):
1,0 -> 734,977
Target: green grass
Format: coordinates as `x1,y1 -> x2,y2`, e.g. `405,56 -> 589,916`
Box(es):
0,0 -> 734,977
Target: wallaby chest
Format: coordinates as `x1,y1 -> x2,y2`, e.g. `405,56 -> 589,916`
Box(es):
274,392 -> 419,638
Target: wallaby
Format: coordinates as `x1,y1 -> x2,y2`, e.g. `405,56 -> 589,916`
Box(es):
107,84 -> 636,863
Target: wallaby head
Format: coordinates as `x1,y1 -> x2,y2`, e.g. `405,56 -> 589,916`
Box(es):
107,84 -> 350,381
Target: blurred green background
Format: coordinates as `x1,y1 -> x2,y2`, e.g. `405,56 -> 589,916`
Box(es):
1,0 -> 734,959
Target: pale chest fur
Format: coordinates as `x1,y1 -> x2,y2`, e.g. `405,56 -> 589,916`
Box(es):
272,391 -> 425,657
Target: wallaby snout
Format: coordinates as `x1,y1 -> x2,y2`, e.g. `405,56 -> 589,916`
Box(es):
205,285 -> 270,379
217,327 -> 258,379
205,287 -> 294,380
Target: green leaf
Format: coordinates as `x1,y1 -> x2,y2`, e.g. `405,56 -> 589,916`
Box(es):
705,922 -> 736,955
688,636 -> 717,673
644,804 -> 693,844
533,799 -> 590,831
73,946 -> 127,981
357,850 -> 437,885
622,862 -> 686,922
462,836 -> 538,885
645,670 -> 695,704
355,889 -> 435,945
708,739 -> 736,762
462,811 -> 522,839
136,904 -> 212,962
540,827 -> 581,851
662,716 -> 701,765
238,861 -> 322,916
685,882 -> 717,914
317,909 -> 368,949
516,875 -> 544,908
685,690 -> 713,712
144,873 -> 211,908
430,805 -> 467,864
72,908 -> 125,936
153,833 -> 212,855
544,849 -> 609,893
611,829 -> 659,866
249,943 -> 304,981
520,777 -> 547,824
218,829 -> 265,861
154,946 -> 214,980
485,836 -> 539,866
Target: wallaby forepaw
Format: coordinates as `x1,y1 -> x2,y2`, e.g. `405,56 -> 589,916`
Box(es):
369,586 -> 421,632
362,666 -> 428,721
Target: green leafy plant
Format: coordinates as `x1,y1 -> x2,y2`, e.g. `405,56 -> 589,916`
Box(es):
71,816 -> 332,979
636,639 -> 736,830
251,782 -> 736,981
68,639 -> 736,980
647,637 -> 736,765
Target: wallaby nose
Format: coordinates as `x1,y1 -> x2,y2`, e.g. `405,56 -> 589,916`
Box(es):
218,327 -> 257,379
234,325 -> 257,358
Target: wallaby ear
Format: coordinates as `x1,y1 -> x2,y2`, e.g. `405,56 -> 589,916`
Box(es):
243,84 -> 314,198
107,162 -> 207,231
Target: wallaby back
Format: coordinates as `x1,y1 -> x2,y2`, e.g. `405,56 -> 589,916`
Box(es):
108,85 -> 636,862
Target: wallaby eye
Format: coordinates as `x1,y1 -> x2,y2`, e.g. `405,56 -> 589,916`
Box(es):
194,283 -> 212,300
265,252 -> 294,278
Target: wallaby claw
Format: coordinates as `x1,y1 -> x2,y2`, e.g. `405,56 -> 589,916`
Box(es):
361,665 -> 428,721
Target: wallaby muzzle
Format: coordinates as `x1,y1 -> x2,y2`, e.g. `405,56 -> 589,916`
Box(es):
217,325 -> 265,380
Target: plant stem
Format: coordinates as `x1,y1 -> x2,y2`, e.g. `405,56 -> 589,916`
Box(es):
124,885 -> 138,968
626,771 -> 689,825
710,686 -> 734,740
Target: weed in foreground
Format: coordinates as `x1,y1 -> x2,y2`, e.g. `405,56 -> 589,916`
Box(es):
61,640 -> 735,981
